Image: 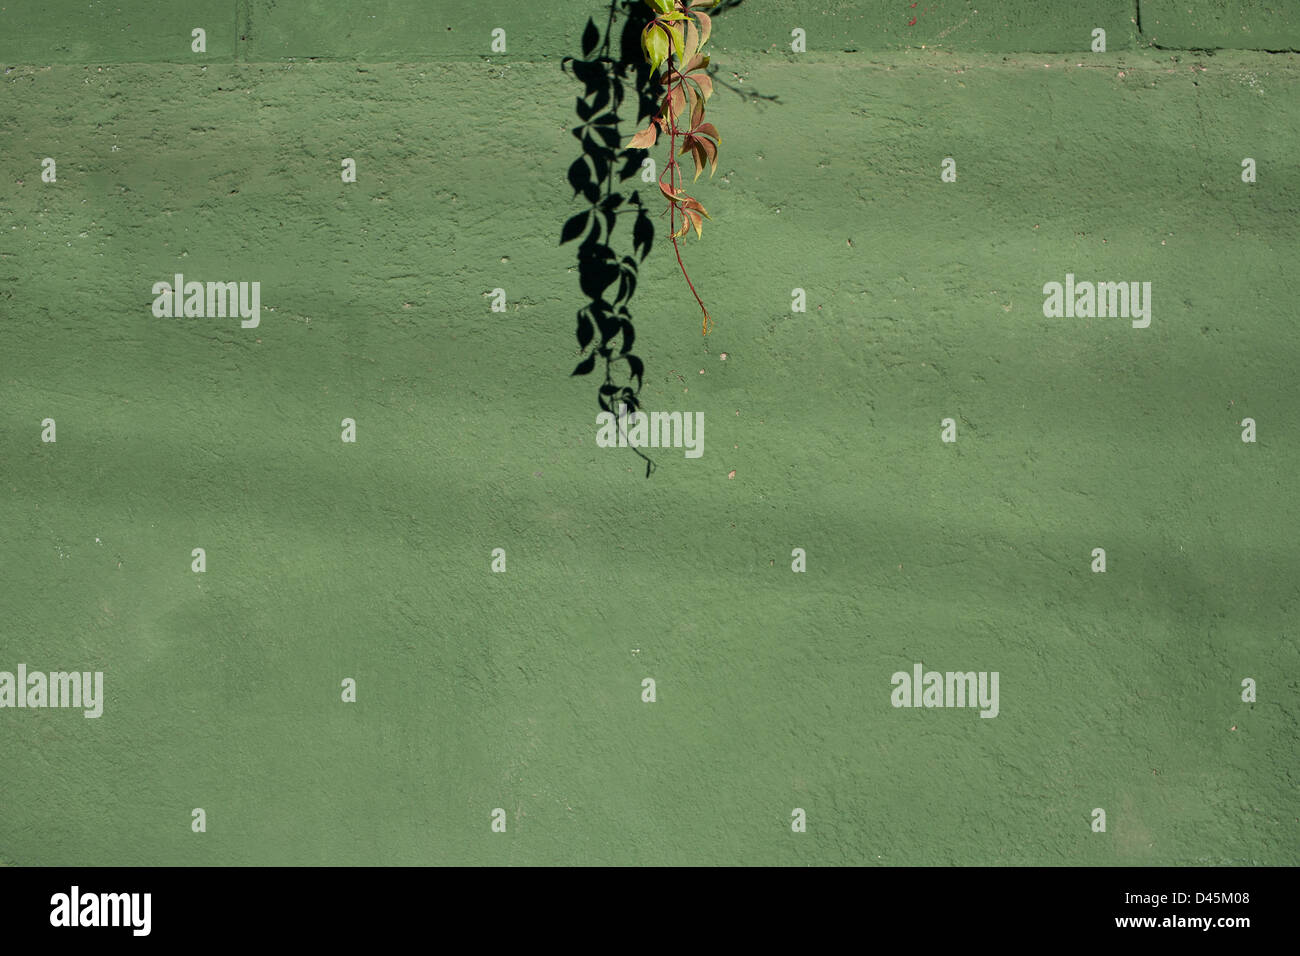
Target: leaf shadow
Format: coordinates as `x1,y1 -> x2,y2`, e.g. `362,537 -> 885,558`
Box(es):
562,1 -> 661,477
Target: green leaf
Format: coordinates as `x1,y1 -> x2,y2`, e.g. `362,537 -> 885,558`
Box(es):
666,21 -> 684,61
647,0 -> 675,14
643,22 -> 669,72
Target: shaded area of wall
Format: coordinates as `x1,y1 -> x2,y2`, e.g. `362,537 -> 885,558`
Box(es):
0,1 -> 236,63
236,1 -> 1141,59
12,1 -> 1297,63
1140,0 -> 1300,51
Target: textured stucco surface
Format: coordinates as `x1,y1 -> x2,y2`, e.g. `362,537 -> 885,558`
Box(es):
6,1 -> 1298,64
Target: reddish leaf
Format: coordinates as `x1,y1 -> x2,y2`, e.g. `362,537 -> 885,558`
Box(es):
695,12 -> 712,49
658,180 -> 685,202
685,19 -> 700,60
683,52 -> 708,74
687,135 -> 717,178
663,84 -> 686,123
701,136 -> 719,176
683,197 -> 711,220
693,122 -> 720,144
680,136 -> 707,181
627,124 -> 657,149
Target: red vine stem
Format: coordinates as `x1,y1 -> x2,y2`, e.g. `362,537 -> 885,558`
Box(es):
658,49 -> 713,336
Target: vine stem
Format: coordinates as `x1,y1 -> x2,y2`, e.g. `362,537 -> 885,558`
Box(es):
658,46 -> 713,336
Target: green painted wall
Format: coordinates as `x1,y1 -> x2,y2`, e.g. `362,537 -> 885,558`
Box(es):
1141,0 -> 1300,50
4,2 -> 1299,63
1,2 -> 1297,865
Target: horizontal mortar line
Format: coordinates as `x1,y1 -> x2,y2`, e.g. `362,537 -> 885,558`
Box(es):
7,47 -> 1300,69
1142,44 -> 1300,53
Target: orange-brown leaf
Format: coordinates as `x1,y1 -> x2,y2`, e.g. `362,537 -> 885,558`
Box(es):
688,209 -> 703,239
679,136 -> 707,181
693,122 -> 720,144
659,180 -> 685,202
628,124 -> 658,149
663,84 -> 686,123
685,18 -> 700,61
695,135 -> 718,176
695,12 -> 712,49
682,196 -> 711,219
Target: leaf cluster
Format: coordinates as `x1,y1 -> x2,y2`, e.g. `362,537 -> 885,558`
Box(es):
629,0 -> 721,239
